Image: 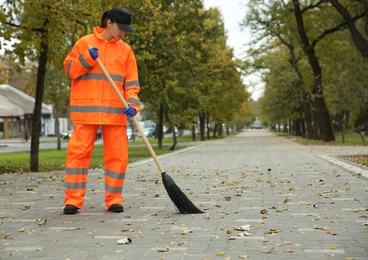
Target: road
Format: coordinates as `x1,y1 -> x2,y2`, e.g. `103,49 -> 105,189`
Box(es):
0,132 -> 178,153
0,129 -> 367,259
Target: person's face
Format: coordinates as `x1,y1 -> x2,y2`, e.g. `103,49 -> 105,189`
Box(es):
107,19 -> 126,40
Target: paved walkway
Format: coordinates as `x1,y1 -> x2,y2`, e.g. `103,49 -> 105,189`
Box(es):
0,130 -> 367,259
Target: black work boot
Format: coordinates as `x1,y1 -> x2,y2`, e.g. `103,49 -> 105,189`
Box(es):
109,204 -> 124,213
63,205 -> 78,214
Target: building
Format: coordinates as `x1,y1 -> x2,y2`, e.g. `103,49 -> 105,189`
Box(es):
0,84 -> 64,139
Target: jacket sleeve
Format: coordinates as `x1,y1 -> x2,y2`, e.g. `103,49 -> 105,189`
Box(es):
124,50 -> 141,114
64,39 -> 96,80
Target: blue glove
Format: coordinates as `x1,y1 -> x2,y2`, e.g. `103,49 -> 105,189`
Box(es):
123,105 -> 136,117
89,47 -> 99,60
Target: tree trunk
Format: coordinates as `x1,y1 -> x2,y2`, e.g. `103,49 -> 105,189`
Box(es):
295,118 -> 302,136
157,105 -> 164,149
199,111 -> 205,141
304,94 -> 314,139
292,0 -> 335,141
218,123 -> 223,137
191,125 -> 196,141
213,124 -> 217,138
171,127 -> 177,146
206,112 -> 210,140
55,117 -> 61,150
300,118 -> 306,137
30,40 -> 48,172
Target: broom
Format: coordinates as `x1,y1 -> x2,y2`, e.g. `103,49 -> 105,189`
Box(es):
91,47 -> 204,214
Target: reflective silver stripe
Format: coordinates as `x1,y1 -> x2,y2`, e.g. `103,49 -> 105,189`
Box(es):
110,74 -> 125,83
74,73 -> 125,83
65,182 -> 86,189
67,61 -> 72,76
105,183 -> 123,193
105,170 -> 125,180
66,168 -> 89,174
75,73 -> 103,81
70,105 -> 125,114
104,107 -> 125,114
127,98 -> 140,107
124,80 -> 140,88
70,105 -> 100,113
78,54 -> 92,70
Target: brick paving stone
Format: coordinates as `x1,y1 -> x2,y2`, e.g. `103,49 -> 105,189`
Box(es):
0,130 -> 367,259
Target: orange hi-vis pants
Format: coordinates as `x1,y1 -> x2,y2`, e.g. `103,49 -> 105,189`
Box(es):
64,124 -> 128,209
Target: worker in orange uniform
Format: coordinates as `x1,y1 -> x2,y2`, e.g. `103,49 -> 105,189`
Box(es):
63,6 -> 140,214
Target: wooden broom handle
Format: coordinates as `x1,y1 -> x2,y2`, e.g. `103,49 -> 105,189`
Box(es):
89,46 -> 165,173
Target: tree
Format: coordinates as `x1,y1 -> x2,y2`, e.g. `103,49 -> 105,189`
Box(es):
292,0 -> 335,141
244,0 -> 313,138
0,0 -> 97,171
127,1 -> 247,145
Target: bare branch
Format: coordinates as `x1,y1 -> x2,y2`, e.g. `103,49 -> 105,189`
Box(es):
311,11 -> 367,47
301,0 -> 328,14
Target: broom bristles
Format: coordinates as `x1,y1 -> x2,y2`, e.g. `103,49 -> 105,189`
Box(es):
161,172 -> 204,214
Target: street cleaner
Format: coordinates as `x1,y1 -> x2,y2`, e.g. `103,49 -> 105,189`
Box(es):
63,6 -> 140,214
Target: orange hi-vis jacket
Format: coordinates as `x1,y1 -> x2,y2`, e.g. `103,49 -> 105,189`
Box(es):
64,27 -> 140,126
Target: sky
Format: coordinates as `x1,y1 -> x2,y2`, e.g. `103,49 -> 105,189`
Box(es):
202,0 -> 264,100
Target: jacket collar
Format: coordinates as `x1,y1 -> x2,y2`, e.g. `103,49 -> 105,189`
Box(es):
93,27 -> 120,43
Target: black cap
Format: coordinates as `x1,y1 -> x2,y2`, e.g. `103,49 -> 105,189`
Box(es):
107,6 -> 136,32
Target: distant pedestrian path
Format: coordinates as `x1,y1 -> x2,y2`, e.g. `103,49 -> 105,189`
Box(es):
0,129 -> 367,259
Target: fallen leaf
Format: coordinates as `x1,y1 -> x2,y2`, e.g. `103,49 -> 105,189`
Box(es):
260,209 -> 268,214
323,227 -> 332,232
0,233 -> 12,239
22,205 -> 31,210
120,229 -> 134,232
181,230 -> 193,235
18,227 -> 27,232
264,229 -> 277,235
261,247 -> 275,253
38,219 -> 48,225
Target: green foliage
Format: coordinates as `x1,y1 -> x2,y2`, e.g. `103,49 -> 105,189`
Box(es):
0,0 -> 249,147
243,0 -> 368,138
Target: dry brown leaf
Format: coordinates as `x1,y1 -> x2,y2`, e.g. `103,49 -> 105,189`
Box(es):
38,219 -> 48,225
18,227 -> 27,232
260,209 -> 268,214
261,247 -> 275,253
0,233 -> 12,239
264,229 -> 277,234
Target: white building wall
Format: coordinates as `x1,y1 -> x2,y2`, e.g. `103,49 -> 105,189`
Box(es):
46,118 -> 70,136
